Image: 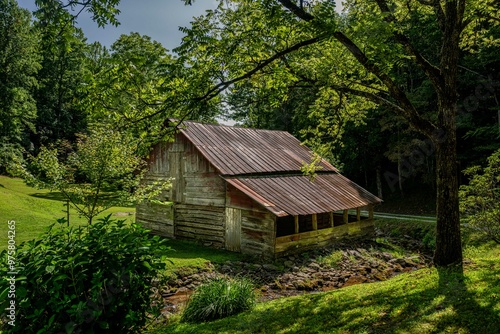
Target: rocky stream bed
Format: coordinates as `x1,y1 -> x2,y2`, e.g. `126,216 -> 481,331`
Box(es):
156,234 -> 434,318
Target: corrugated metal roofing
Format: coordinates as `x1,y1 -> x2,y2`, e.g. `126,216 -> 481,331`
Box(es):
173,120 -> 338,176
224,174 -> 382,217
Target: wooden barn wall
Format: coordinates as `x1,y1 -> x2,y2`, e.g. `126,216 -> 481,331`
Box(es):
226,184 -> 276,257
174,204 -> 225,248
137,133 -> 227,245
136,202 -> 174,237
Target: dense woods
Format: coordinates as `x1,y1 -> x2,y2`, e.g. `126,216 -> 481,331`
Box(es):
1,0 -> 499,266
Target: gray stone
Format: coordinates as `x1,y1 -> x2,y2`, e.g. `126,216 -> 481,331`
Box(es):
263,264 -> 280,271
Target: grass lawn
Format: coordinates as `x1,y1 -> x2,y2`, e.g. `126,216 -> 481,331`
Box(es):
2,175 -> 500,333
0,176 -> 135,250
148,240 -> 500,334
162,238 -> 247,279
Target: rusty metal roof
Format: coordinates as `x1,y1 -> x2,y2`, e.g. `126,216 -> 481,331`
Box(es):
174,120 -> 338,176
224,174 -> 382,217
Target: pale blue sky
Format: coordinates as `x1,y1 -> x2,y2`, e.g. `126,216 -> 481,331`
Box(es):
17,0 -> 218,51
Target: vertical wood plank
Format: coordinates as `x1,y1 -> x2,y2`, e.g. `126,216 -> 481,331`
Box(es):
368,204 -> 374,220
225,208 -> 241,252
294,215 -> 299,234
312,214 -> 318,230
343,210 -> 349,224
356,207 -> 361,222
330,212 -> 334,227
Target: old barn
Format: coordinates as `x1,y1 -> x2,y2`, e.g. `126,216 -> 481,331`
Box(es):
137,120 -> 382,257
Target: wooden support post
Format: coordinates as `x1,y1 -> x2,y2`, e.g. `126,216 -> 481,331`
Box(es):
343,210 -> 349,224
329,211 -> 334,227
312,214 -> 318,230
356,207 -> 361,223
368,204 -> 374,220
294,216 -> 299,234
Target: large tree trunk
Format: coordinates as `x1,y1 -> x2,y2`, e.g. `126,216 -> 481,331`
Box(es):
434,130 -> 462,266
433,0 -> 464,266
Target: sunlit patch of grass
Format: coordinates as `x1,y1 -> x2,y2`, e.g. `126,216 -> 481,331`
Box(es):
0,176 -> 135,250
375,237 -> 408,258
147,237 -> 500,334
317,249 -> 344,268
159,239 -> 248,279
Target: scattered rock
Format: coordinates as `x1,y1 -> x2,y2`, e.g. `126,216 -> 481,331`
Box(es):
263,264 -> 280,271
343,275 -> 368,287
159,238 -> 432,319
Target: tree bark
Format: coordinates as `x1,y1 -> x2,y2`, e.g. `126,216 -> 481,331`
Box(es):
376,165 -> 383,199
434,129 -> 462,266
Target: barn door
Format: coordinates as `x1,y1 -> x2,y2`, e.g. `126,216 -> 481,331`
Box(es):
225,208 -> 241,252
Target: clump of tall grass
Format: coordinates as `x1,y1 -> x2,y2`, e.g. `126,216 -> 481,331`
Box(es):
181,277 -> 255,323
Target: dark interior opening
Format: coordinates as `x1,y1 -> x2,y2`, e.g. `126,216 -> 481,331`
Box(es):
317,212 -> 331,229
276,211 -> 364,237
276,215 -> 295,237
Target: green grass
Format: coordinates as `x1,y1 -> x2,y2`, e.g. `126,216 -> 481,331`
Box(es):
162,239 -> 247,278
148,241 -> 500,333
317,250 -> 344,268
181,277 -> 256,323
0,176 -> 135,250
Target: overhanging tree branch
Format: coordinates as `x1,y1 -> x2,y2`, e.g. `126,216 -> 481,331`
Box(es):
278,0 -> 438,138
195,35 -> 323,101
277,0 -> 314,21
375,0 -> 444,92
332,31 -> 437,137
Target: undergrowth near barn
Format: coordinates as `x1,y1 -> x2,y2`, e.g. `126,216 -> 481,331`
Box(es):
147,222 -> 500,334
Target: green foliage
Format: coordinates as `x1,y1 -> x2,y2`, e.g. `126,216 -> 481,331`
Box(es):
0,0 -> 40,173
0,215 -> 169,333
153,242 -> 500,334
34,0 -> 122,27
17,126 -> 169,224
83,33 -> 177,145
181,277 -> 256,323
460,149 -> 500,244
32,0 -> 91,149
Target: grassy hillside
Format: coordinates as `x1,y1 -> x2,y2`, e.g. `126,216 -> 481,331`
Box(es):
0,176 -> 135,249
149,241 -> 500,333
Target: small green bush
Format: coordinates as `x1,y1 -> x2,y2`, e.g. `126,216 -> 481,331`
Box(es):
0,215 -> 169,333
181,277 -> 255,323
460,149 -> 500,244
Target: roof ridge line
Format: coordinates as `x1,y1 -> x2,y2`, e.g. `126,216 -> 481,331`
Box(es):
222,171 -> 340,179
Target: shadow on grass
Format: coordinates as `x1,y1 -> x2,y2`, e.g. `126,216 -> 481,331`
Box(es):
30,191 -> 67,201
162,262 -> 500,334
163,239 -> 247,262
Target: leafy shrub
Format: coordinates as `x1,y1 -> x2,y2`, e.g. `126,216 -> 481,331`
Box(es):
181,277 -> 255,323
0,215 -> 169,333
460,149 -> 500,244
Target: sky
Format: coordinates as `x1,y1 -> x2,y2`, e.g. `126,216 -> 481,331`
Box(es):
17,0 -> 219,51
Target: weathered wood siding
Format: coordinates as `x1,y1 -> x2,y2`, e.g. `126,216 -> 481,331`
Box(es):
275,219 -> 375,257
136,134 -> 227,245
225,208 -> 242,251
136,202 -> 174,237
175,204 -> 225,248
226,184 -> 275,257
